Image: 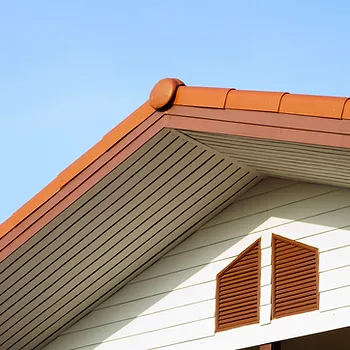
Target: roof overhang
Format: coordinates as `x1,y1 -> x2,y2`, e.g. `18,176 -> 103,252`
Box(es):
1,78 -> 350,350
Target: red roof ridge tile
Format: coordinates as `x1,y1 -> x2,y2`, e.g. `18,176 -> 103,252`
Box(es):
149,78 -> 184,109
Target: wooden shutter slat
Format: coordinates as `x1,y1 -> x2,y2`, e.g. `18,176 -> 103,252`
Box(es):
275,297 -> 318,312
276,261 -> 317,275
241,249 -> 259,258
275,250 -> 314,262
276,263 -> 317,280
277,268 -> 316,284
219,295 -> 258,311
219,290 -> 258,304
221,273 -> 259,286
277,290 -> 317,304
219,307 -> 258,320
272,234 -> 319,319
275,240 -> 289,247
275,256 -> 316,272
219,282 -> 258,296
220,296 -> 258,309
218,316 -> 258,329
221,265 -> 258,280
275,245 -> 304,256
219,287 -> 258,300
216,239 -> 260,332
220,301 -> 258,316
275,281 -> 317,297
234,258 -> 259,268
220,271 -> 258,285
220,277 -> 259,291
275,303 -> 318,317
274,276 -> 317,292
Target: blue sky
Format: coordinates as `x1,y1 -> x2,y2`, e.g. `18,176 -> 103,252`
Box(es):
1,0 -> 350,223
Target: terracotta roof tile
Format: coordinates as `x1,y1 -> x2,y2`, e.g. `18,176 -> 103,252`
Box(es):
278,93 -> 347,119
342,99 -> 350,119
149,78 -> 184,109
174,86 -> 231,109
225,90 -> 287,112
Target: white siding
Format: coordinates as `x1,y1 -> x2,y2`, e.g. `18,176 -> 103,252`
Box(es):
43,178 -> 350,350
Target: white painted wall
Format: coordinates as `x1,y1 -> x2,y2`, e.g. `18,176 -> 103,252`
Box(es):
43,177 -> 350,350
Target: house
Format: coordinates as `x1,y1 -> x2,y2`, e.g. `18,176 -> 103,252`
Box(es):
1,78 -> 350,350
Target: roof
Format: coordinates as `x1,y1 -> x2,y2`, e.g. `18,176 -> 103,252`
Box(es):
2,78 -> 350,250
1,78 -> 350,350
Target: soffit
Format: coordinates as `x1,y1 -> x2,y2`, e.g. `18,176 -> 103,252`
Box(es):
0,129 -> 260,350
181,130 -> 350,188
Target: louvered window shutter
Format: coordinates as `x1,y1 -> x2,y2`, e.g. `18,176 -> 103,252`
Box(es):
272,234 -> 319,319
216,239 -> 260,332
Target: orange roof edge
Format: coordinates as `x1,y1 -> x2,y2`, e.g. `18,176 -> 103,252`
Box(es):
0,102 -> 156,237
0,78 -> 185,239
1,77 -> 350,240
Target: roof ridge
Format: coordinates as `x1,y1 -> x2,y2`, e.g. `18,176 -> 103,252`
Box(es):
1,77 -> 350,243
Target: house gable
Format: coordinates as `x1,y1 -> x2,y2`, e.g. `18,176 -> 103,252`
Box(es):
41,178 -> 350,350
2,78 -> 350,349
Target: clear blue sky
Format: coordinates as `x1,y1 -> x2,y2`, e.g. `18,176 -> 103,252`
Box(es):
1,0 -> 350,223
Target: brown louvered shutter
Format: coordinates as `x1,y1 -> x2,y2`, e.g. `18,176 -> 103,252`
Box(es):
272,234 -> 319,319
216,239 -> 260,332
